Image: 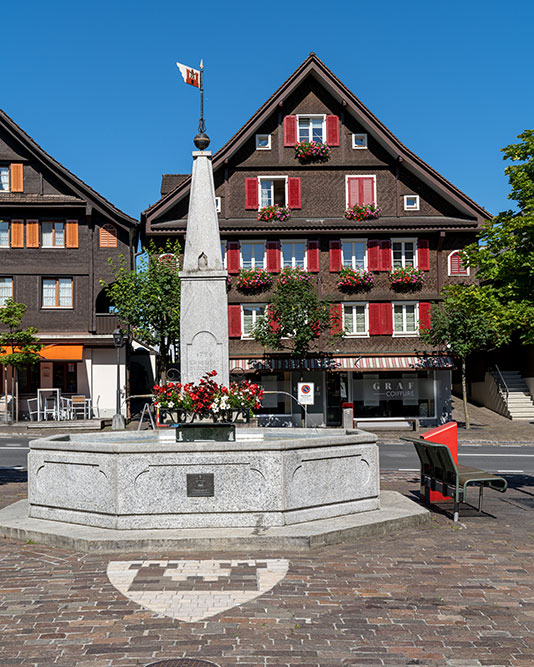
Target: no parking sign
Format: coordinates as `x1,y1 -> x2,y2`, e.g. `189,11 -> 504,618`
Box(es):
297,382 -> 315,406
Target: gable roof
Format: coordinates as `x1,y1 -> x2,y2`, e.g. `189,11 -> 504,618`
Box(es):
143,53 -> 490,228
0,108 -> 138,229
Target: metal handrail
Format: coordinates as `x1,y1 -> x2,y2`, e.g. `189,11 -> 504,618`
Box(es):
493,365 -> 509,404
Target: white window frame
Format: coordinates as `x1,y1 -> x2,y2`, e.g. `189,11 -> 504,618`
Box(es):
345,175 -> 377,208
215,196 -> 221,213
281,239 -> 307,270
296,114 -> 326,143
448,249 -> 470,277
220,241 -> 226,269
258,176 -> 288,209
0,221 -> 9,248
241,304 -> 266,339
392,237 -> 418,269
0,277 -> 13,306
343,302 -> 369,337
255,134 -> 271,150
240,240 -> 266,269
403,194 -> 420,211
42,278 -> 73,309
393,301 -> 419,337
352,133 -> 368,149
0,166 -> 9,192
341,238 -> 368,270
42,221 -> 65,248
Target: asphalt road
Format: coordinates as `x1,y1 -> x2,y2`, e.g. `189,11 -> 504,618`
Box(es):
1,435 -> 534,473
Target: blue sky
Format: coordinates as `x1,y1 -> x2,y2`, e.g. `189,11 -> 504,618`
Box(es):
3,0 -> 533,220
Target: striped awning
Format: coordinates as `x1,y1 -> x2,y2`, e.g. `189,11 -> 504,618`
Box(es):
229,355 -> 454,373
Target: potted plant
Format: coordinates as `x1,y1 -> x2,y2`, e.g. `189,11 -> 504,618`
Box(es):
236,268 -> 274,293
257,205 -> 291,222
389,265 -> 424,290
344,203 -> 382,221
294,140 -> 330,162
337,266 -> 374,291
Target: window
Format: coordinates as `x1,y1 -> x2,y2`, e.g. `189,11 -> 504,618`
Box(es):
343,303 -> 368,336
99,224 -> 117,248
404,195 -> 420,211
242,304 -> 265,338
342,240 -> 367,269
42,278 -> 73,308
448,250 -> 469,276
282,241 -> 306,268
346,176 -> 376,207
0,221 -> 9,247
352,133 -> 368,149
0,277 -> 13,306
393,303 -> 418,336
297,115 -> 325,142
256,134 -> 271,150
241,241 -> 265,269
0,167 -> 9,191
392,239 -> 416,268
42,222 -> 65,248
220,241 -> 226,268
215,196 -> 222,213
259,177 -> 287,207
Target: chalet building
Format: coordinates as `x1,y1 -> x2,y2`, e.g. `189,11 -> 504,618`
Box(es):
0,109 -> 139,418
142,54 -> 488,428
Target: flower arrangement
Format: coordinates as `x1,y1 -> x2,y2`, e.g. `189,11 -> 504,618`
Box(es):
389,265 -> 424,289
337,266 -> 374,291
153,371 -> 264,422
344,203 -> 382,221
236,268 -> 274,293
278,266 -> 312,286
257,205 -> 291,222
294,140 -> 330,162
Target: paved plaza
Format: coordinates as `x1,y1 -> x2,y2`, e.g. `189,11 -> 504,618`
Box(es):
1,464 -> 533,667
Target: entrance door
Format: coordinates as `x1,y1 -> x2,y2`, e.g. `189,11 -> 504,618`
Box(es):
326,372 -> 348,426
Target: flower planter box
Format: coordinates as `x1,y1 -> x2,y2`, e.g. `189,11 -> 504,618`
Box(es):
337,267 -> 374,291
294,140 -> 330,162
389,266 -> 424,290
257,205 -> 290,222
344,204 -> 382,221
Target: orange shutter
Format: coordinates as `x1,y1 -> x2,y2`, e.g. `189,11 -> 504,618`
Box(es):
10,220 -> 24,248
10,164 -> 23,192
26,219 -> 39,248
99,224 -> 118,248
65,220 -> 79,248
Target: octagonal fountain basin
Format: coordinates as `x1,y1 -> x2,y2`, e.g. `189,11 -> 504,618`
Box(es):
28,428 -> 379,529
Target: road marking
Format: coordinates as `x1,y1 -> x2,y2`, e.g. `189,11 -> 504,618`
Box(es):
0,446 -> 29,450
398,468 -> 419,471
459,454 -> 534,457
497,470 -> 524,473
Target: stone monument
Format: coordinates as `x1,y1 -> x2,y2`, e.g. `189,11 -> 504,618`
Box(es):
179,138 -> 229,387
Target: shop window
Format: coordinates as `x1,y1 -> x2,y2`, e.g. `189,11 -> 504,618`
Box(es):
241,241 -> 265,269
392,239 -> 416,268
343,303 -> 368,336
259,177 -> 287,207
393,302 -> 419,336
42,222 -> 65,248
342,240 -> 367,269
0,221 -> 9,247
53,361 -> 77,394
242,304 -> 265,338
0,277 -> 12,306
352,371 -> 435,419
42,278 -> 73,308
297,115 -> 325,143
282,241 -> 306,269
18,364 -> 40,394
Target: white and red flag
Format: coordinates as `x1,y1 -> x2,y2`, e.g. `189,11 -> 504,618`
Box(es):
176,62 -> 200,88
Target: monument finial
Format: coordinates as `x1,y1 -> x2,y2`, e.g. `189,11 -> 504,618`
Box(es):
193,59 -> 210,150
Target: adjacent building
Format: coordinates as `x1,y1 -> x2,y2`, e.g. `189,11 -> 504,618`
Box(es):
0,109 -> 139,418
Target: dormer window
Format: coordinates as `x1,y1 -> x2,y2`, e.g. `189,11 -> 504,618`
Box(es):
297,115 -> 325,143
0,167 -> 9,191
256,134 -> 271,150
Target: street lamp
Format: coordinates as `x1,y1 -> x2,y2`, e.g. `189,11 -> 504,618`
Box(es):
112,327 -> 127,430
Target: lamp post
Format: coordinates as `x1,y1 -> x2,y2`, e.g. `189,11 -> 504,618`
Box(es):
112,327 -> 127,430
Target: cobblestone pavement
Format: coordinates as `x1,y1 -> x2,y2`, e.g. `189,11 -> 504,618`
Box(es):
1,469 -> 533,667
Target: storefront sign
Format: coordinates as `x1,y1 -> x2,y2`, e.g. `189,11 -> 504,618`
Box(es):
356,377 -> 419,406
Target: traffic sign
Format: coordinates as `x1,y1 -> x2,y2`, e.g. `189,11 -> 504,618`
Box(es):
297,382 -> 315,405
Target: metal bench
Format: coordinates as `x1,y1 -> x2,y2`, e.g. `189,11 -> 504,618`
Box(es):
401,436 -> 507,521
356,417 -> 419,431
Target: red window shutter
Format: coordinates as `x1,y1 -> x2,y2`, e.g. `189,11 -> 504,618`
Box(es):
226,241 -> 241,274
66,220 -> 79,248
347,177 -> 360,208
361,177 -> 375,205
245,178 -> 258,209
419,302 -> 431,331
329,240 -> 342,272
369,303 -> 381,335
379,240 -> 392,271
266,241 -> 281,273
325,115 -> 339,146
450,251 -> 468,275
283,115 -> 297,146
330,303 -> 343,335
228,304 -> 242,338
287,177 -> 301,209
381,303 -> 393,335
418,239 -> 430,271
367,240 -> 380,271
267,305 -> 281,334
307,240 -> 320,272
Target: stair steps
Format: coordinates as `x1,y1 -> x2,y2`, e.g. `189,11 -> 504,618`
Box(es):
492,370 -> 534,420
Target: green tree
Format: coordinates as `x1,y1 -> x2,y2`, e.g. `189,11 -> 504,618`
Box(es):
251,267 -> 340,358
0,299 -> 42,423
102,239 -> 181,381
463,129 -> 534,343
420,285 -> 507,429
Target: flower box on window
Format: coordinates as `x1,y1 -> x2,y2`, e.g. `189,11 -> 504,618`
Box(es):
236,268 -> 274,293
294,140 -> 330,162
389,266 -> 424,290
344,203 -> 382,221
337,267 -> 374,291
257,205 -> 291,222
277,266 -> 312,286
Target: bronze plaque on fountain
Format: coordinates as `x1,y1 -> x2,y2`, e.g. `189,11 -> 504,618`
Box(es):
187,473 -> 214,497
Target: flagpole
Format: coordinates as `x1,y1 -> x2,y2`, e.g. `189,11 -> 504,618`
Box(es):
198,59 -> 205,134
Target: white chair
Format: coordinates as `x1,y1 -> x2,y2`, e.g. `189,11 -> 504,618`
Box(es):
26,397 -> 39,422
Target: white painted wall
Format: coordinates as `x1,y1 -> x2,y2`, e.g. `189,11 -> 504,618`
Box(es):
85,347 -> 126,418
470,373 -> 509,418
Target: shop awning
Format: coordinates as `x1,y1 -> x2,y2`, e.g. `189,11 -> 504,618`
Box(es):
229,355 -> 454,373
39,345 -> 84,361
